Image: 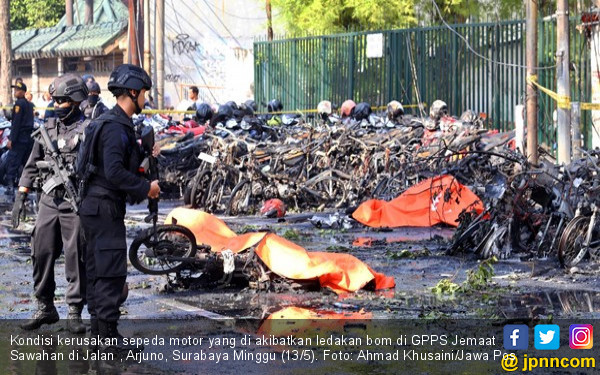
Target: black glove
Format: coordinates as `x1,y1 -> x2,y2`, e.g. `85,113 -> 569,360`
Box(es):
12,191 -> 27,229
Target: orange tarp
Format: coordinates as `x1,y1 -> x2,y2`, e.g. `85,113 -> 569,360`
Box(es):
352,174 -> 484,228
165,208 -> 395,293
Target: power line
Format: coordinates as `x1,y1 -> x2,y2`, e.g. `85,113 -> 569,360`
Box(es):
201,0 -> 244,49
166,0 -> 218,102
431,0 -> 556,71
204,0 -> 278,20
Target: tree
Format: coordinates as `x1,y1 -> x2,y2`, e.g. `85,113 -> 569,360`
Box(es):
271,0 -> 416,34
10,0 -> 64,30
271,0 -> 528,35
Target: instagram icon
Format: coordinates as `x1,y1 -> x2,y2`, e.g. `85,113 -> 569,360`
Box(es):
569,325 -> 593,349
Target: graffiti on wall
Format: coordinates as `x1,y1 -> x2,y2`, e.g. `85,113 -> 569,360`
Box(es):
172,34 -> 201,55
165,74 -> 182,82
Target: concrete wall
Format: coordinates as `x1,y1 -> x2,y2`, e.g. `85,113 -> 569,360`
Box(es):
149,0 -> 276,107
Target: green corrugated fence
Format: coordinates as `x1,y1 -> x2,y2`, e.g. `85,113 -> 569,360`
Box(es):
254,19 -> 593,148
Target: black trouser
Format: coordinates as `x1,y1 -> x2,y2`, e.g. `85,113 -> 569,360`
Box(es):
31,193 -> 85,306
80,194 -> 127,322
5,139 -> 33,186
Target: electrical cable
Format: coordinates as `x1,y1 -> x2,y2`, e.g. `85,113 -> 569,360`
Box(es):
431,0 -> 557,71
201,0 -> 244,49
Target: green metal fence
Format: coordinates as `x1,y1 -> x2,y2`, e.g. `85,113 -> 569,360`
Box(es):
254,19 -> 593,147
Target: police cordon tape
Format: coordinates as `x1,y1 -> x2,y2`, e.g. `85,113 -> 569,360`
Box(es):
255,103 -> 428,116
0,103 -> 427,116
527,75 -> 600,111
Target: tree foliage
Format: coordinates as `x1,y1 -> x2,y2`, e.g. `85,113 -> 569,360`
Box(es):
271,0 -> 528,35
10,0 -> 64,30
271,0 -> 417,34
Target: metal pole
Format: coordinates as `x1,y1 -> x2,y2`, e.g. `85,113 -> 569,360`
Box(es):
0,0 -> 12,106
572,102 -> 581,158
156,0 -> 164,109
526,0 -> 538,164
66,0 -> 74,27
556,0 -> 571,164
31,58 -> 39,98
128,0 -> 139,66
591,7 -> 600,149
143,0 -> 151,75
84,0 -> 93,24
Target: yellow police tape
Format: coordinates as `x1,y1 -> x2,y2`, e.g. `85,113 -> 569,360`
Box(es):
256,103 -> 427,116
1,103 -> 427,116
527,75 -> 600,111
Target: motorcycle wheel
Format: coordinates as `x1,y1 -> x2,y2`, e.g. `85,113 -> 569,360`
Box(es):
227,179 -> 253,216
129,225 -> 197,275
190,169 -> 212,209
205,176 -> 225,213
558,216 -> 590,268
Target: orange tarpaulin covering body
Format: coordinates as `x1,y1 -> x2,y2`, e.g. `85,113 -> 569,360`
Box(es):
165,208 -> 395,293
352,174 -> 484,228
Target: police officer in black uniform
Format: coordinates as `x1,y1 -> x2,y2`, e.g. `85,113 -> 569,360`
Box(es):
79,64 -> 159,349
5,81 -> 34,194
80,81 -> 108,120
15,74 -> 89,334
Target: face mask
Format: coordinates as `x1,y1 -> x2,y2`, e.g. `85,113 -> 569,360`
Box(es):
88,95 -> 99,106
55,105 -> 82,124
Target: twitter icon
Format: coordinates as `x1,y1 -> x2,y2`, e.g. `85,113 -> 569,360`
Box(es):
535,324 -> 560,350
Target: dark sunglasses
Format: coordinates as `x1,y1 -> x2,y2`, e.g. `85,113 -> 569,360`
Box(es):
54,97 -> 71,104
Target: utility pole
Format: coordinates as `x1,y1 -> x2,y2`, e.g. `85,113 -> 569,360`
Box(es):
156,0 -> 164,109
0,0 -> 11,106
143,0 -> 151,75
556,0 -> 571,164
84,0 -> 93,25
526,0 -> 538,164
266,0 -> 273,41
591,1 -> 600,148
128,0 -> 139,65
66,0 -> 73,26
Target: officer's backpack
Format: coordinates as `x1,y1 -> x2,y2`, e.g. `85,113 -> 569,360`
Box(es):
75,118 -> 110,198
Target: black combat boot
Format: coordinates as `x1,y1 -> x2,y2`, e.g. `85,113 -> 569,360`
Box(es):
21,299 -> 59,330
89,317 -> 99,351
66,305 -> 86,334
98,320 -> 144,353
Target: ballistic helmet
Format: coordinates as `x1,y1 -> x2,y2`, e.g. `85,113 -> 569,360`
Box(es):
387,100 -> 404,121
267,99 -> 283,113
49,74 -> 89,102
107,64 -> 152,93
195,103 -> 214,124
86,81 -> 101,94
353,102 -> 372,121
429,100 -> 448,121
340,99 -> 356,117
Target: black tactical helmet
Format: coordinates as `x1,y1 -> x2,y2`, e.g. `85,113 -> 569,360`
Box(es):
107,64 -> 152,93
267,99 -> 283,113
195,103 -> 214,124
49,74 -> 89,102
353,102 -> 372,121
224,101 -> 239,111
244,99 -> 258,112
82,74 -> 95,83
86,81 -> 101,93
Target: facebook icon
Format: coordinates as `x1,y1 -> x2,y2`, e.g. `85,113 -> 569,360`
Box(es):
504,324 -> 529,350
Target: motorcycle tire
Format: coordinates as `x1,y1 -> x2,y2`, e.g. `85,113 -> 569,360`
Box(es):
558,215 -> 590,268
129,225 -> 197,275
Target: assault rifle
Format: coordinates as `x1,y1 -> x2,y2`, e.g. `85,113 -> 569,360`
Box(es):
33,124 -> 80,213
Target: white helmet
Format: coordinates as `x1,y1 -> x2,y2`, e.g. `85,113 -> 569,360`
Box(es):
429,100 -> 448,121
